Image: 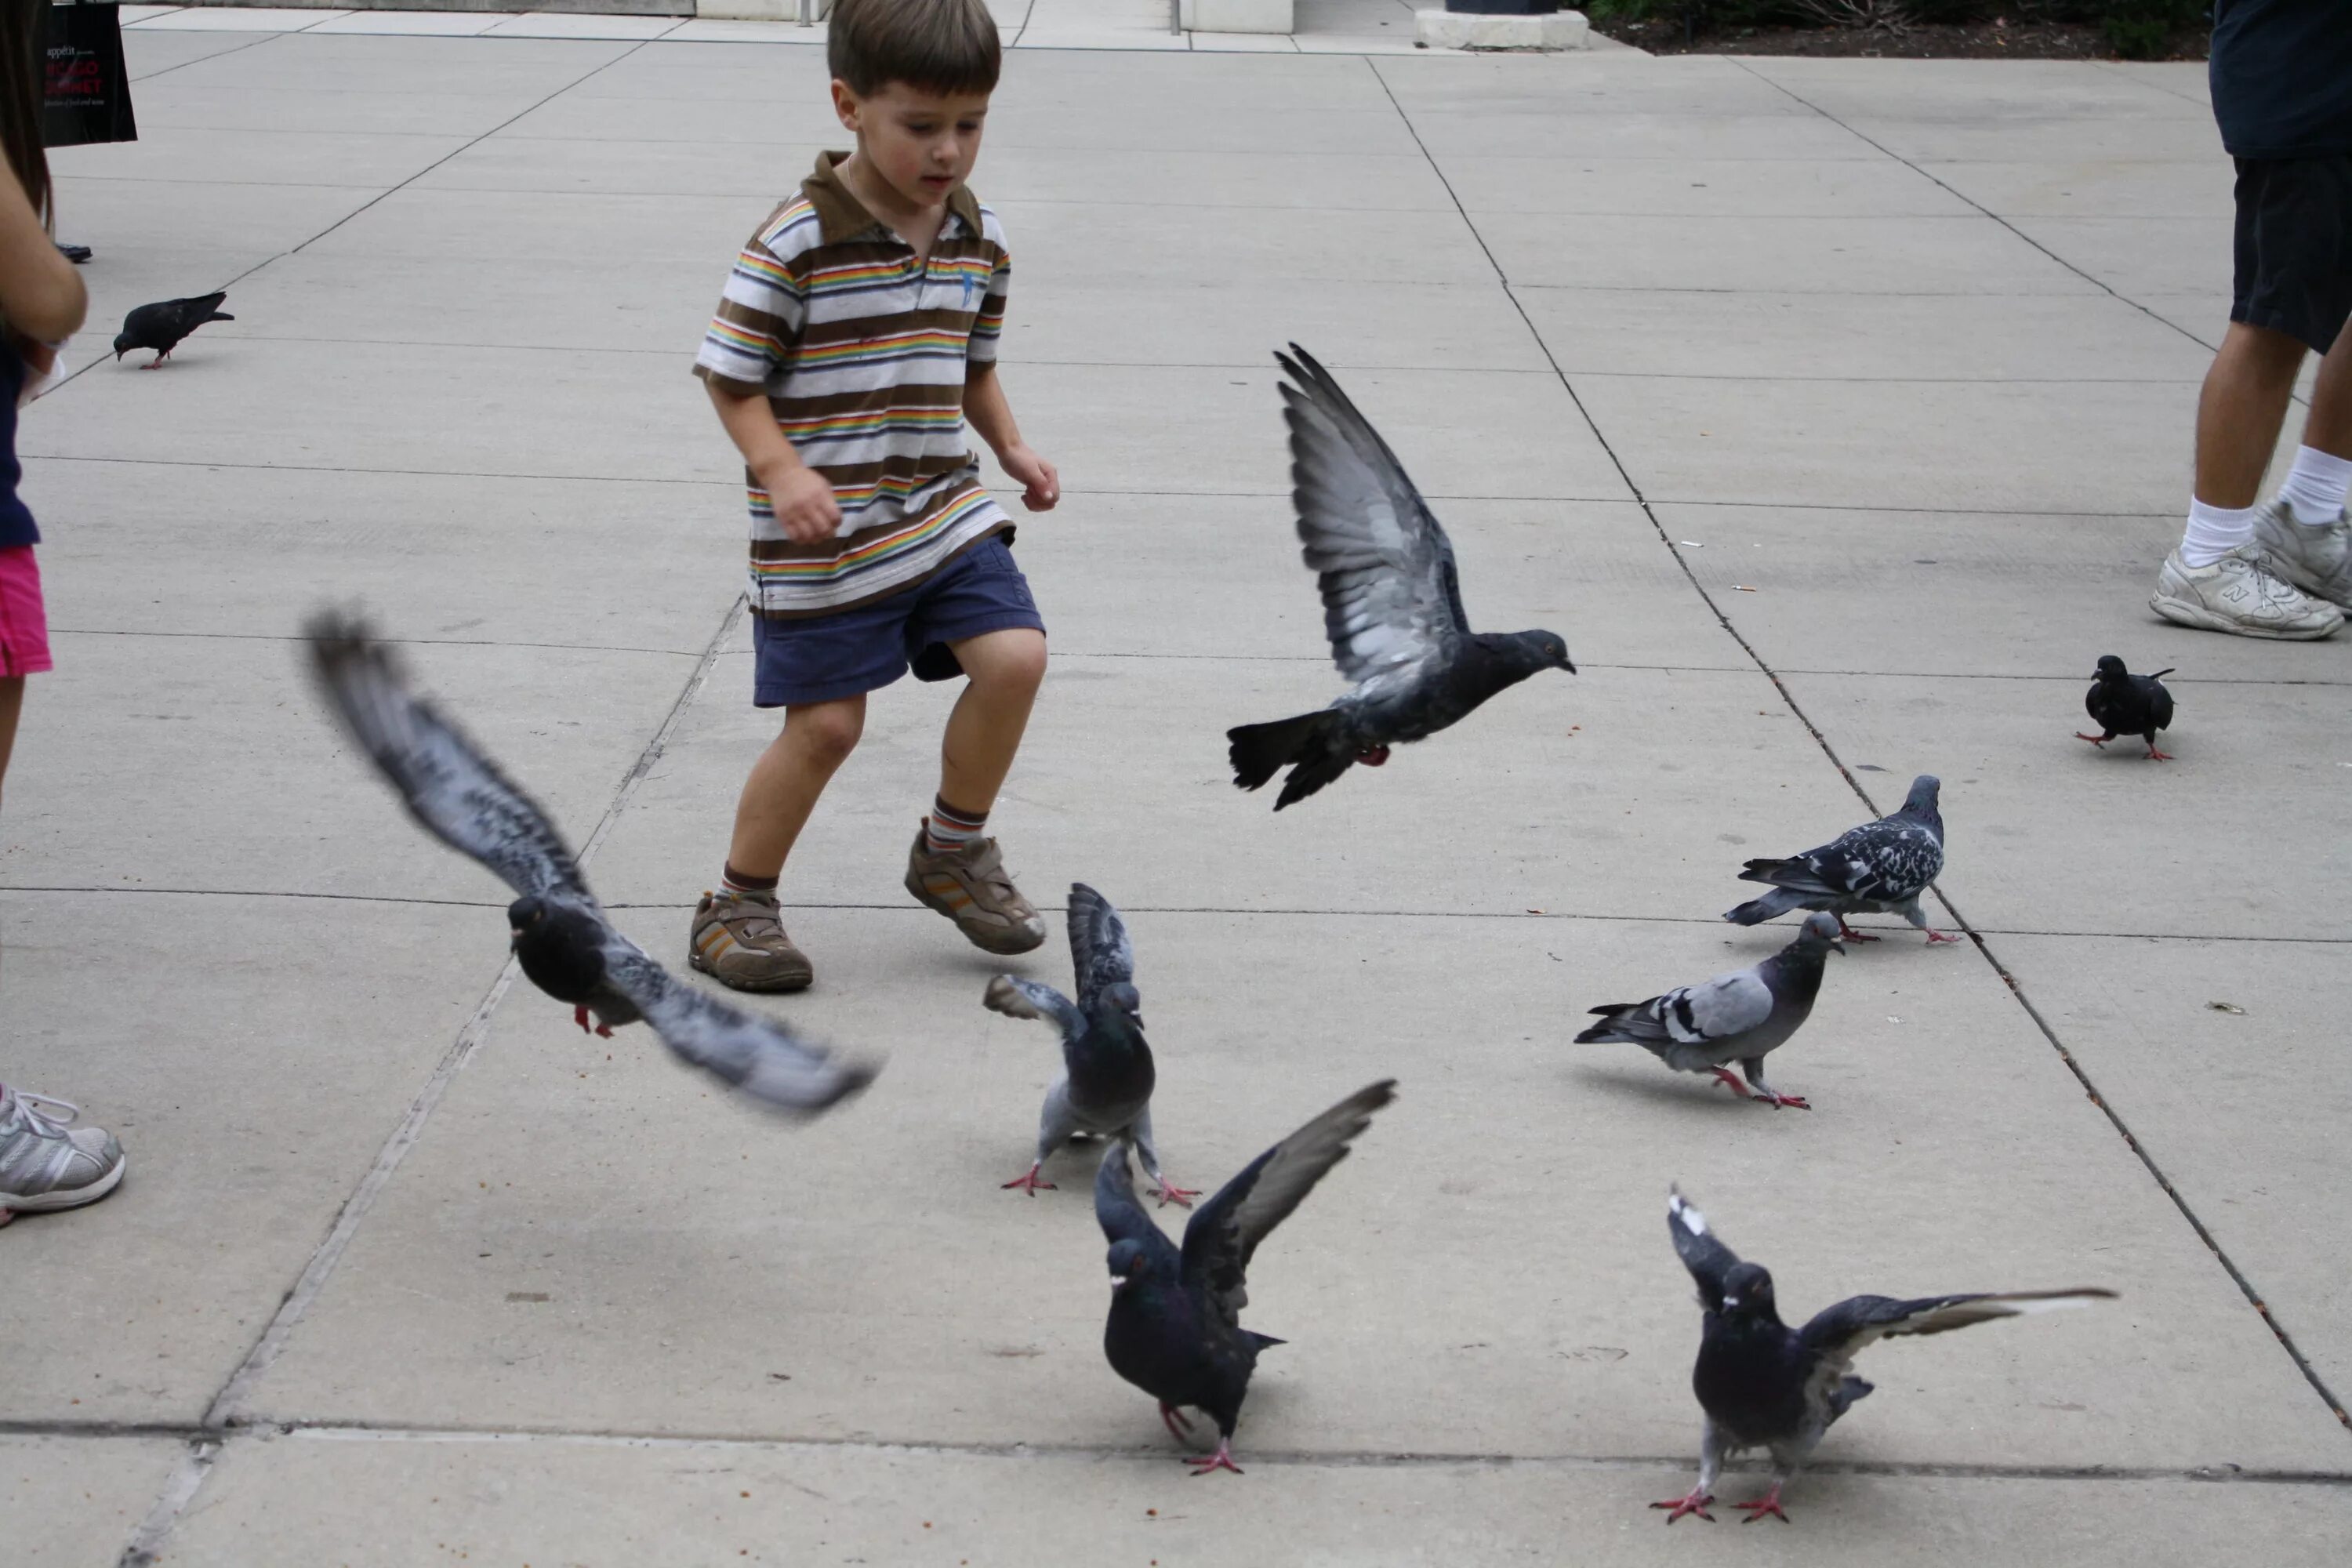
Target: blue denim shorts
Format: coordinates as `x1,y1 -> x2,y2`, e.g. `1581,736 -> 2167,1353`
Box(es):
751,534 -> 1044,708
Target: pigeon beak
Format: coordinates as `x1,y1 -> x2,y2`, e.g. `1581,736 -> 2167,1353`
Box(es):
1829,940 -> 1846,956
1108,1275 -> 1128,1290
1720,1294 -> 1740,1310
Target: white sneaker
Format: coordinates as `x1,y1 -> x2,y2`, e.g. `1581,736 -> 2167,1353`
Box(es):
0,1083 -> 125,1225
2150,545 -> 2343,640
2252,498 -> 2352,608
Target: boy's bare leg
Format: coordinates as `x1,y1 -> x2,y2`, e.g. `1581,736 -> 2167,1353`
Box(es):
937,627 -> 1047,816
725,695 -> 866,880
2194,321 -> 2307,508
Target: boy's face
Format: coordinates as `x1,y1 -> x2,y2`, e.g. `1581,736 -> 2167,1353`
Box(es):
832,79 -> 992,211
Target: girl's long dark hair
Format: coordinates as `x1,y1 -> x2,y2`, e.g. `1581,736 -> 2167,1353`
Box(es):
0,0 -> 49,227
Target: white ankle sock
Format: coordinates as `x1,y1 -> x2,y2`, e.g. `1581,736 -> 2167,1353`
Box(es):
2275,445 -> 2352,526
2180,499 -> 2256,569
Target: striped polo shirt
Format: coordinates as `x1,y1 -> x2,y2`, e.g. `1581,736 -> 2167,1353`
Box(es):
695,152 -> 1013,618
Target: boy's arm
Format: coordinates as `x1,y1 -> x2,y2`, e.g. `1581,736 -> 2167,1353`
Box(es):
966,363 -> 1058,514
706,381 -> 839,544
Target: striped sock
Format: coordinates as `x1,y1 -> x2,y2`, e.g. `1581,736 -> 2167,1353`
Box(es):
721,863 -> 779,898
924,796 -> 988,855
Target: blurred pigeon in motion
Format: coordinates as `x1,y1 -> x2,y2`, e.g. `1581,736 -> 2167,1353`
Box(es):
1096,1079 -> 1396,1475
1724,775 -> 1957,945
1653,1187 -> 2113,1526
2077,655 -> 2175,760
305,612 -> 877,1116
1574,913 -> 1842,1109
114,292 -> 232,367
1225,346 -> 1573,810
984,883 -> 1197,1207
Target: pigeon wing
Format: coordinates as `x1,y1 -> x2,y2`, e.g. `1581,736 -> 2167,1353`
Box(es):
1800,1288 -> 2116,1361
1066,882 -> 1135,1010
1179,1079 -> 1396,1326
1667,1186 -> 1742,1316
594,924 -> 878,1113
1096,1139 -> 1185,1271
306,612 -> 587,905
1277,345 -> 1468,686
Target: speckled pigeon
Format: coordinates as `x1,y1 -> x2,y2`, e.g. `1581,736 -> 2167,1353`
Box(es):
306,612 -> 877,1116
1096,1080 -> 1396,1475
1574,913 -> 1842,1109
2078,655 -> 2175,761
1653,1187 -> 2113,1525
114,292 -> 232,367
1225,346 -> 1573,810
1724,775 -> 1956,945
984,883 -> 1197,1207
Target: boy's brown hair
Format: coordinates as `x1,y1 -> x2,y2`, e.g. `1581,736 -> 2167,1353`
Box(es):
828,0 -> 1001,99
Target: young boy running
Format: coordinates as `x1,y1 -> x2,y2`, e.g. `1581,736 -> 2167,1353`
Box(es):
689,0 -> 1058,990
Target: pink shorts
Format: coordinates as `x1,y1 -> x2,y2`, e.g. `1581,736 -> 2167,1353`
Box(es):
0,546 -> 53,677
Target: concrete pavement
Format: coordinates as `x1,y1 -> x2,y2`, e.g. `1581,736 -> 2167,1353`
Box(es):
5,11 -> 2350,1566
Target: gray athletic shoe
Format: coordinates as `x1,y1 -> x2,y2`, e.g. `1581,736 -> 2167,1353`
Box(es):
2149,545 -> 2343,640
2252,498 -> 2352,608
0,1084 -> 125,1225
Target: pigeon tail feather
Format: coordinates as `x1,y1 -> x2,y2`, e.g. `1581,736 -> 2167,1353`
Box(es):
1724,887 -> 1808,926
1227,710 -> 1334,792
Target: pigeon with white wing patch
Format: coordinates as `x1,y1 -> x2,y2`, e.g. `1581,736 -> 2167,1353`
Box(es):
1574,913 -> 1842,1109
1653,1186 -> 2114,1526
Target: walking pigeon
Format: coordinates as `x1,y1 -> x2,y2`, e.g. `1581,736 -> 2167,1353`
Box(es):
2078,655 -> 2175,761
1724,775 -> 1956,944
1574,913 -> 1842,1109
984,883 -> 1198,1207
114,292 -> 233,367
1225,346 -> 1574,810
1096,1080 -> 1397,1475
1653,1187 -> 2113,1524
305,612 -> 876,1116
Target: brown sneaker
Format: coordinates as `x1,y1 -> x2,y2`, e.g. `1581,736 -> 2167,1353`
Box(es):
688,889 -> 815,993
904,829 -> 1048,955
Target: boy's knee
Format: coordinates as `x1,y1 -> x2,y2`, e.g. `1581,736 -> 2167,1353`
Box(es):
970,629 -> 1047,695
789,702 -> 865,766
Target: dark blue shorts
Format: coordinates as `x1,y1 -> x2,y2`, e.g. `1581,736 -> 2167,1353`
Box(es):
751,534 -> 1044,708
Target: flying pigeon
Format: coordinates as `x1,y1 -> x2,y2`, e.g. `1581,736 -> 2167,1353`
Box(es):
1574,912 -> 1842,1109
2078,655 -> 2175,761
1095,1079 -> 1396,1475
984,883 -> 1198,1207
1724,775 -> 1957,945
304,612 -> 876,1116
114,292 -> 233,367
1653,1187 -> 2113,1525
1225,346 -> 1574,810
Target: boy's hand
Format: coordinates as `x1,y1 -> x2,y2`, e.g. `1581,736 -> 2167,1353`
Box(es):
761,461 -> 842,544
998,444 -> 1060,513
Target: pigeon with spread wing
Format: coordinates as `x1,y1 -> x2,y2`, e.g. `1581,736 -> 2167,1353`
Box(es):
1095,1080 -> 1396,1475
1653,1187 -> 2113,1525
985,883 -> 1196,1206
305,612 -> 875,1116
1225,346 -> 1573,811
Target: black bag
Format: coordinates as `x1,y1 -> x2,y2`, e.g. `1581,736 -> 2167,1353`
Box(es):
42,2 -> 137,149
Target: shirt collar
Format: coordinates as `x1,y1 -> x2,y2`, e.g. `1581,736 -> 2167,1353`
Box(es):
806,151 -> 983,246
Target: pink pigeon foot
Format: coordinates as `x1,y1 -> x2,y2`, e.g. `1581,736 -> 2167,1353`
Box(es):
1000,1165 -> 1057,1196
1149,1178 -> 1201,1210
1357,746 -> 1391,766
1734,1484 -> 1789,1524
1650,1489 -> 1715,1523
1159,1403 -> 1194,1441
1708,1067 -> 1752,1099
2073,732 -> 2109,747
2145,746 -> 2174,761
1835,920 -> 1880,943
1924,929 -> 1963,944
1186,1439 -> 1244,1476
572,1004 -> 594,1034
1745,1086 -> 1811,1111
